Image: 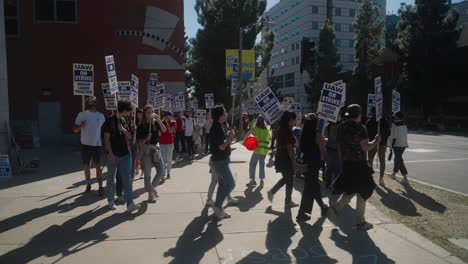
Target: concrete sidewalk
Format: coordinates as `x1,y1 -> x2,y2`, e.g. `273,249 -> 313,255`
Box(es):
0,143 -> 465,264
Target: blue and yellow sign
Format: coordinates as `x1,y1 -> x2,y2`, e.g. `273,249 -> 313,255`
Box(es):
226,49 -> 256,81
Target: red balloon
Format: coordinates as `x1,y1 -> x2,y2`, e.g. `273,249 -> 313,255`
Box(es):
244,136 -> 258,151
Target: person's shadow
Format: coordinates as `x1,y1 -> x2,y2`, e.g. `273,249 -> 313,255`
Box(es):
400,182 -> 447,213
375,185 -> 421,216
0,204 -> 147,263
330,205 -> 396,264
235,184 -> 264,212
164,207 -> 223,264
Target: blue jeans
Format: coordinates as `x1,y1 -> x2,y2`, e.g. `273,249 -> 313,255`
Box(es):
249,153 -> 266,180
130,143 -> 138,178
209,159 -> 235,208
325,148 -> 341,187
143,148 -> 165,192
107,154 -> 135,207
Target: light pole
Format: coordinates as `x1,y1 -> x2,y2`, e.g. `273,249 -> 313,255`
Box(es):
238,26 -> 243,135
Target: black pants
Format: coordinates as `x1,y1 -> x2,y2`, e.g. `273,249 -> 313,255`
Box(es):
175,131 -> 186,153
116,169 -> 123,197
185,136 -> 194,156
270,169 -> 294,204
298,160 -> 325,216
205,133 -> 210,153
393,147 -> 408,175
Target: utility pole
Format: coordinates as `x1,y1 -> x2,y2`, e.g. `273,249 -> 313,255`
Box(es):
238,26 -> 243,135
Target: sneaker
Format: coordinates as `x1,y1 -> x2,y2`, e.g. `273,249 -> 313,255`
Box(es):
108,202 -> 117,210
356,221 -> 374,231
166,174 -> 171,179
85,184 -> 91,193
227,197 -> 239,206
116,196 -> 125,204
126,203 -> 141,213
98,187 -> 105,197
159,177 -> 166,184
147,195 -> 157,203
379,178 -> 385,187
213,206 -> 225,220
327,206 -> 338,226
267,191 -> 274,203
205,199 -> 215,207
285,201 -> 299,208
221,211 -> 232,219
296,214 -> 311,222
391,173 -> 397,180
401,176 -> 409,184
246,180 -> 257,187
321,205 -> 329,217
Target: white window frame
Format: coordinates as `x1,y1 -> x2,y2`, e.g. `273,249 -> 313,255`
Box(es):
34,0 -> 78,24
5,0 -> 20,38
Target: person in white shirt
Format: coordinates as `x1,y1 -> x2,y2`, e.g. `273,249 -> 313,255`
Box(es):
73,96 -> 106,195
204,111 -> 213,154
388,111 -> 409,184
184,111 -> 196,159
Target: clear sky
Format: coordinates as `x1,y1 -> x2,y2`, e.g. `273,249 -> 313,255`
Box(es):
183,0 -> 462,38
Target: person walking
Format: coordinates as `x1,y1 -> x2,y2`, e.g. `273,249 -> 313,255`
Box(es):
135,109 -> 144,178
389,111 -> 409,184
175,112 -> 186,155
103,99 -> 141,213
267,111 -> 299,208
366,110 -> 391,186
184,111 -> 196,160
73,96 -> 106,195
244,115 -> 271,187
204,111 -> 213,154
160,111 -> 176,180
327,104 -> 380,230
136,106 -> 167,203
207,105 -> 237,220
296,114 -> 328,222
324,119 -> 341,189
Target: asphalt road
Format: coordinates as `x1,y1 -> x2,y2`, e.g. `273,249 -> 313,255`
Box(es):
379,131 -> 468,195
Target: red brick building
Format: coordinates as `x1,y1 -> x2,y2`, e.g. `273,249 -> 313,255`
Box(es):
5,0 -> 185,144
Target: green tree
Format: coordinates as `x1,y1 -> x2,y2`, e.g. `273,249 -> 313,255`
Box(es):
352,0 -> 384,106
254,30 -> 275,79
396,1 -> 460,116
189,0 -> 267,109
305,19 -> 341,105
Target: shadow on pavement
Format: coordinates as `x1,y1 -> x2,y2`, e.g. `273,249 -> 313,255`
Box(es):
375,185 -> 422,216
0,204 -> 147,263
234,185 -> 264,212
164,207 -> 223,264
400,182 -> 447,213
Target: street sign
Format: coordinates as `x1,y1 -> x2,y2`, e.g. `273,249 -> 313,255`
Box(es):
205,93 -> 214,109
102,83 -> 117,110
255,87 -> 283,124
392,90 -> 401,113
105,55 -> 118,94
317,83 -> 345,123
131,74 -> 139,107
374,77 -> 383,121
73,63 -> 94,96
0,155 -> 12,182
117,81 -> 131,101
367,94 -> 376,118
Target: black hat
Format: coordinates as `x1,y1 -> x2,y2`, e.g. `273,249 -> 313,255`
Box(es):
345,104 -> 361,118
163,111 -> 174,117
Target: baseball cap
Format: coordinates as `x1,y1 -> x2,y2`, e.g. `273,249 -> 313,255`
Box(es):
257,115 -> 265,121
344,104 -> 361,118
163,111 -> 174,117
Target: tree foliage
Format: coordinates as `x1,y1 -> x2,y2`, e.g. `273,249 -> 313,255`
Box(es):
305,19 -> 341,106
396,0 -> 460,115
187,0 -> 267,109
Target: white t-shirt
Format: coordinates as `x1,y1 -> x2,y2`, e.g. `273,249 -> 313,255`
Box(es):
74,111 -> 106,146
184,118 -> 195,137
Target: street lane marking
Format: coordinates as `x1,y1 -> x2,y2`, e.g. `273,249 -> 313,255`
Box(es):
385,158 -> 468,164
406,149 -> 437,153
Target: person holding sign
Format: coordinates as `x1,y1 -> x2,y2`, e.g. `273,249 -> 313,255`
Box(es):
160,111 -> 176,180
267,111 -> 300,208
103,100 -> 141,213
137,106 -> 167,203
366,109 -> 391,186
73,96 -> 105,196
327,104 -> 380,231
244,116 -> 271,187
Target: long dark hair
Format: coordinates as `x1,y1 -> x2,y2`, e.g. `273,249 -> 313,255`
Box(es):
299,113 -> 318,153
256,118 -> 266,129
142,105 -> 154,124
279,111 -> 297,129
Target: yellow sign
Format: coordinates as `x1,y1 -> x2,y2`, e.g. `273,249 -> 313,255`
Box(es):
226,49 -> 256,81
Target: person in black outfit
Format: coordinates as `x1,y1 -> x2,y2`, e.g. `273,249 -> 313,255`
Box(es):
366,109 -> 391,186
296,114 -> 329,222
267,111 -> 299,208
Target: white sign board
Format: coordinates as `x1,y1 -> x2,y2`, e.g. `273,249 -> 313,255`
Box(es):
247,105 -> 260,114
105,55 -> 118,94
117,81 -> 131,101
102,83 -> 117,111
331,80 -> 346,107
374,77 -> 383,121
196,110 -> 206,125
155,84 -> 165,109
131,74 -> 139,107
205,93 -> 214,109
392,90 -> 400,113
0,155 -> 12,182
254,87 -> 283,124
163,94 -> 173,110
317,83 -> 345,123
367,94 -> 375,119
147,82 -> 157,108
231,57 -> 239,96
282,97 -> 294,111
73,63 -> 94,96
175,93 -> 185,111
192,99 -> 199,111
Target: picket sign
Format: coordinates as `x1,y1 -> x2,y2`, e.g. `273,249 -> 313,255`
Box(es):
392,90 -> 401,113
374,77 -> 383,121
0,155 -> 12,182
254,87 -> 283,124
102,83 -> 117,110
317,82 -> 346,123
205,93 -> 214,109
117,81 -> 131,101
367,94 -> 376,119
105,56 -> 118,95
196,110 -> 206,125
175,93 -> 185,111
130,74 -> 139,108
